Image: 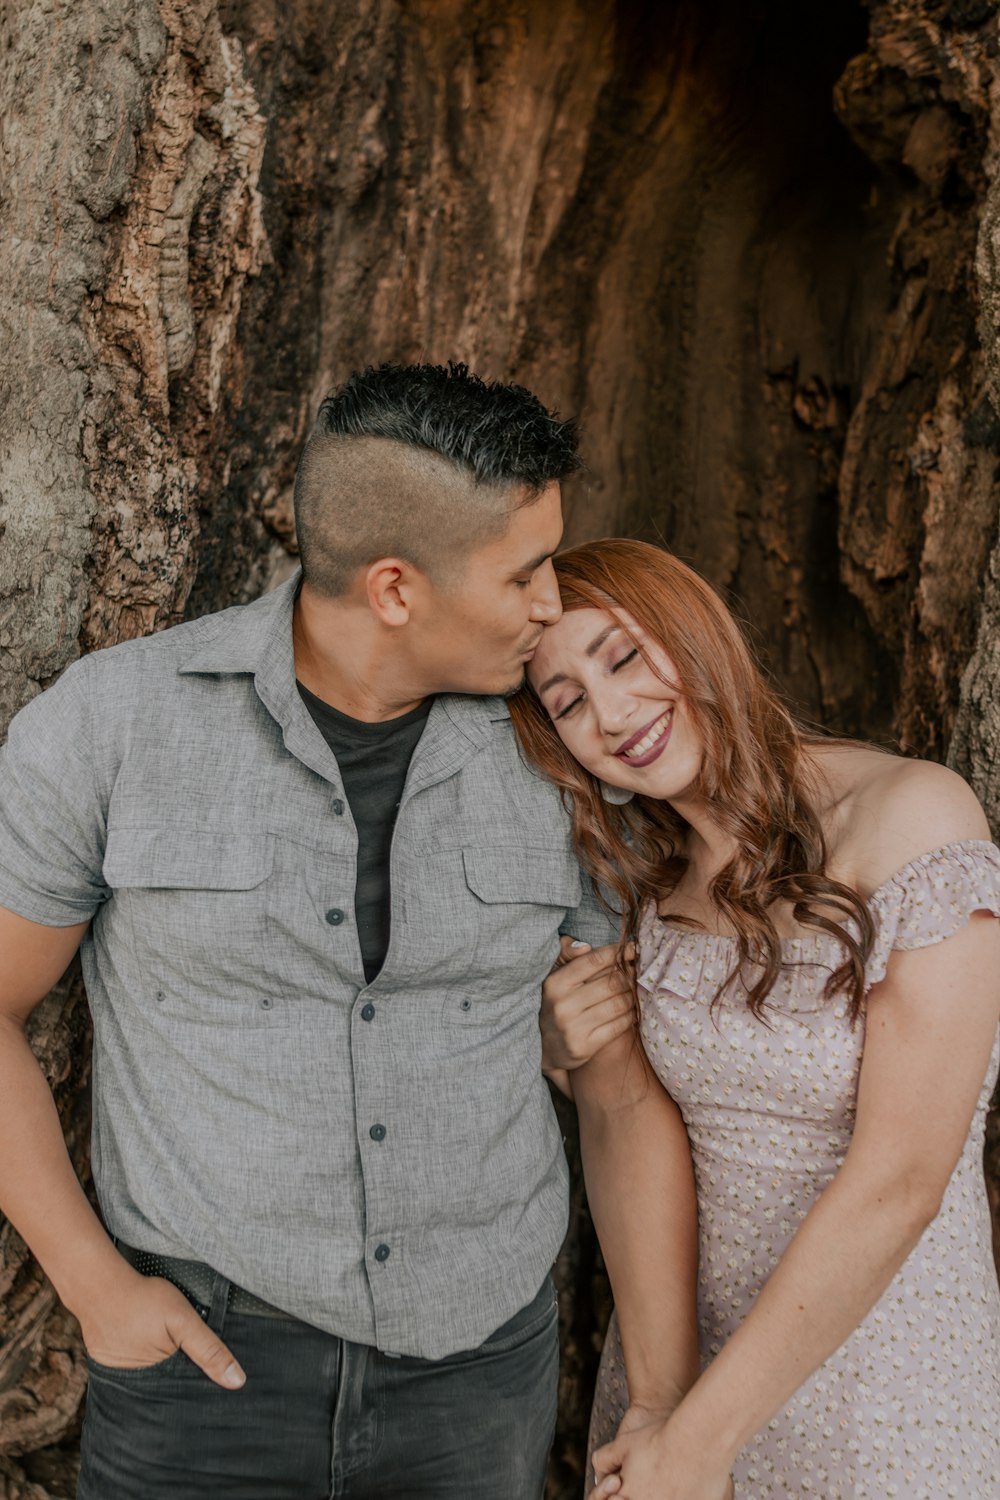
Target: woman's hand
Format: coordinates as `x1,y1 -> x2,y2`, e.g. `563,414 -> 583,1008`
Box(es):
591,1407 -> 734,1500
591,1403 -> 666,1497
541,936 -> 635,1075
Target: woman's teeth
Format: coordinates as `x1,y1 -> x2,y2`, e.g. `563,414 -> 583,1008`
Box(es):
621,709 -> 673,759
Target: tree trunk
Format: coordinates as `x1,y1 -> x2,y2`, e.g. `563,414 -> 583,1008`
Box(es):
1,1 -> 999,1494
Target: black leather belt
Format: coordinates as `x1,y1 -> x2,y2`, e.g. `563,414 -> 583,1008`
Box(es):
116,1241 -> 289,1319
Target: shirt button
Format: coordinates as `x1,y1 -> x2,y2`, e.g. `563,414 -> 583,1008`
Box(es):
332,799 -> 345,816
374,1243 -> 391,1263
369,1123 -> 387,1142
360,1003 -> 376,1022
325,908 -> 345,925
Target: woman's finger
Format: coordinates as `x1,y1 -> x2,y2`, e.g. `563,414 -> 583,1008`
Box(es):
589,1011 -> 638,1048
592,1438 -> 622,1477
573,943 -> 624,979
553,934 -> 591,969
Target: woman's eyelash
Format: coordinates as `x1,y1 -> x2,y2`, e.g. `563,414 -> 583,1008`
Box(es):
553,649 -> 638,720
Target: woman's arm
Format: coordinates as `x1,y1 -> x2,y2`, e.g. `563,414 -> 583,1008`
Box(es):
573,1021 -> 701,1419
593,905 -> 1000,1499
542,940 -> 701,1411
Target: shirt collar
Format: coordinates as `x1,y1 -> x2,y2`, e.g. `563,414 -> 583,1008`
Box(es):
177,569 -> 512,739
177,571 -> 301,679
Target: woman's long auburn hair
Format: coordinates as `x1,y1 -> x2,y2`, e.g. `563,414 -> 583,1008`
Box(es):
509,538 -> 875,1022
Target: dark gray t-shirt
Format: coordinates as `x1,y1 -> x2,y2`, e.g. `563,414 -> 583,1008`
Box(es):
297,682 -> 433,982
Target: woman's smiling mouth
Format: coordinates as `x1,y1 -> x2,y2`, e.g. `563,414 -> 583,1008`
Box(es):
615,708 -> 674,766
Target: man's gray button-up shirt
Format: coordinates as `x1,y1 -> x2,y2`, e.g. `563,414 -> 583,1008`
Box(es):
0,574 -> 616,1359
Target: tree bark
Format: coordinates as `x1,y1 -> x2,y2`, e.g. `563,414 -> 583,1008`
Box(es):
1,1 -> 999,1494
1,2 -> 270,1489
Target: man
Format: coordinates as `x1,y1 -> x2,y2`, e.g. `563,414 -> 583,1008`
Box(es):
0,363 -> 636,1498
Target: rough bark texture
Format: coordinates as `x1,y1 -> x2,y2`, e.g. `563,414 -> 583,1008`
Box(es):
2,1 -> 1000,1494
1,2 -> 271,1490
950,2 -> 1000,1262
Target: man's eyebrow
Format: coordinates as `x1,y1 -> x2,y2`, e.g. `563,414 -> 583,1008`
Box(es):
537,624 -> 622,696
511,549 -> 555,577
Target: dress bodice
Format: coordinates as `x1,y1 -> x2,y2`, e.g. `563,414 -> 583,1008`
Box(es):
637,840 -> 1000,1168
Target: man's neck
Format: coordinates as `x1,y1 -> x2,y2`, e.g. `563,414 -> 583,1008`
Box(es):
292,586 -> 428,724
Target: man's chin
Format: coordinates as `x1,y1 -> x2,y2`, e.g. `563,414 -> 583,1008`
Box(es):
501,668 -> 528,699
448,667 -> 527,699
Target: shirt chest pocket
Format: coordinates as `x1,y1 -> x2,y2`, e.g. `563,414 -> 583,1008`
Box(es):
101,828 -> 282,1026
449,846 -> 582,1012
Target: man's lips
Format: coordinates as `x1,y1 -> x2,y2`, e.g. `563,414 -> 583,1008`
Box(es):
614,709 -> 674,767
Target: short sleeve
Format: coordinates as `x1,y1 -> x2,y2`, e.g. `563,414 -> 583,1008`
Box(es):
865,840 -> 1000,989
559,870 -> 619,948
0,659 -> 110,925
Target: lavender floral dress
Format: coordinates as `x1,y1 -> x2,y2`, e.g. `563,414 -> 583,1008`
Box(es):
587,841 -> 1000,1499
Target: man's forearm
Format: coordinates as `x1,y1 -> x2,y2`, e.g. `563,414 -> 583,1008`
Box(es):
575,1036 -> 700,1411
0,1015 -> 122,1316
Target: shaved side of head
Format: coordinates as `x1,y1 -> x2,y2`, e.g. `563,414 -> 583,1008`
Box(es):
294,436 -> 522,596
292,362 -> 581,596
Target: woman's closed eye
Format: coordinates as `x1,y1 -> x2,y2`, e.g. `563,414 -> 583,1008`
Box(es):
552,648 -> 639,720
554,693 -> 583,721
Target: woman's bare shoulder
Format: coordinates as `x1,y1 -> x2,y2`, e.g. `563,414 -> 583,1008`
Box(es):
804,742 -> 991,897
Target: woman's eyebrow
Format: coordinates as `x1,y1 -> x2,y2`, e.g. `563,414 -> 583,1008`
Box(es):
585,623 -> 621,657
537,624 -> 623,695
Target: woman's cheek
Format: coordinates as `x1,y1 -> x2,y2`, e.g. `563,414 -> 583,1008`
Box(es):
572,731 -> 605,778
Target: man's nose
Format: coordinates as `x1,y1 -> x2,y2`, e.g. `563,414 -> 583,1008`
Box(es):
530,560 -> 562,623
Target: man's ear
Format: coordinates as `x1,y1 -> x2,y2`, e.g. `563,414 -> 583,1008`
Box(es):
365,557 -> 427,626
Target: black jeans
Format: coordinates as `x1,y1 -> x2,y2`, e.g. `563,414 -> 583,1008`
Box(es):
77,1271 -> 559,1499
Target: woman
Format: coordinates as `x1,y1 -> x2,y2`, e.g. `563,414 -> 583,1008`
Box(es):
511,538 -> 1000,1499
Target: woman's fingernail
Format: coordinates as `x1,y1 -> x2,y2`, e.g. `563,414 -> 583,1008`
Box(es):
571,940 -> 589,949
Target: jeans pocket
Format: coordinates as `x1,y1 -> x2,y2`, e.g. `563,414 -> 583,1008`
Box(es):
478,1276 -> 558,1354
85,1347 -> 194,1382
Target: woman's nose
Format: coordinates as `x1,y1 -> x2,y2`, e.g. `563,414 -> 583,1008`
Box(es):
592,689 -> 629,741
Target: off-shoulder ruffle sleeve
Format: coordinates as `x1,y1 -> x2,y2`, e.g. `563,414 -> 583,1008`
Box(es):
865,839 -> 1000,989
